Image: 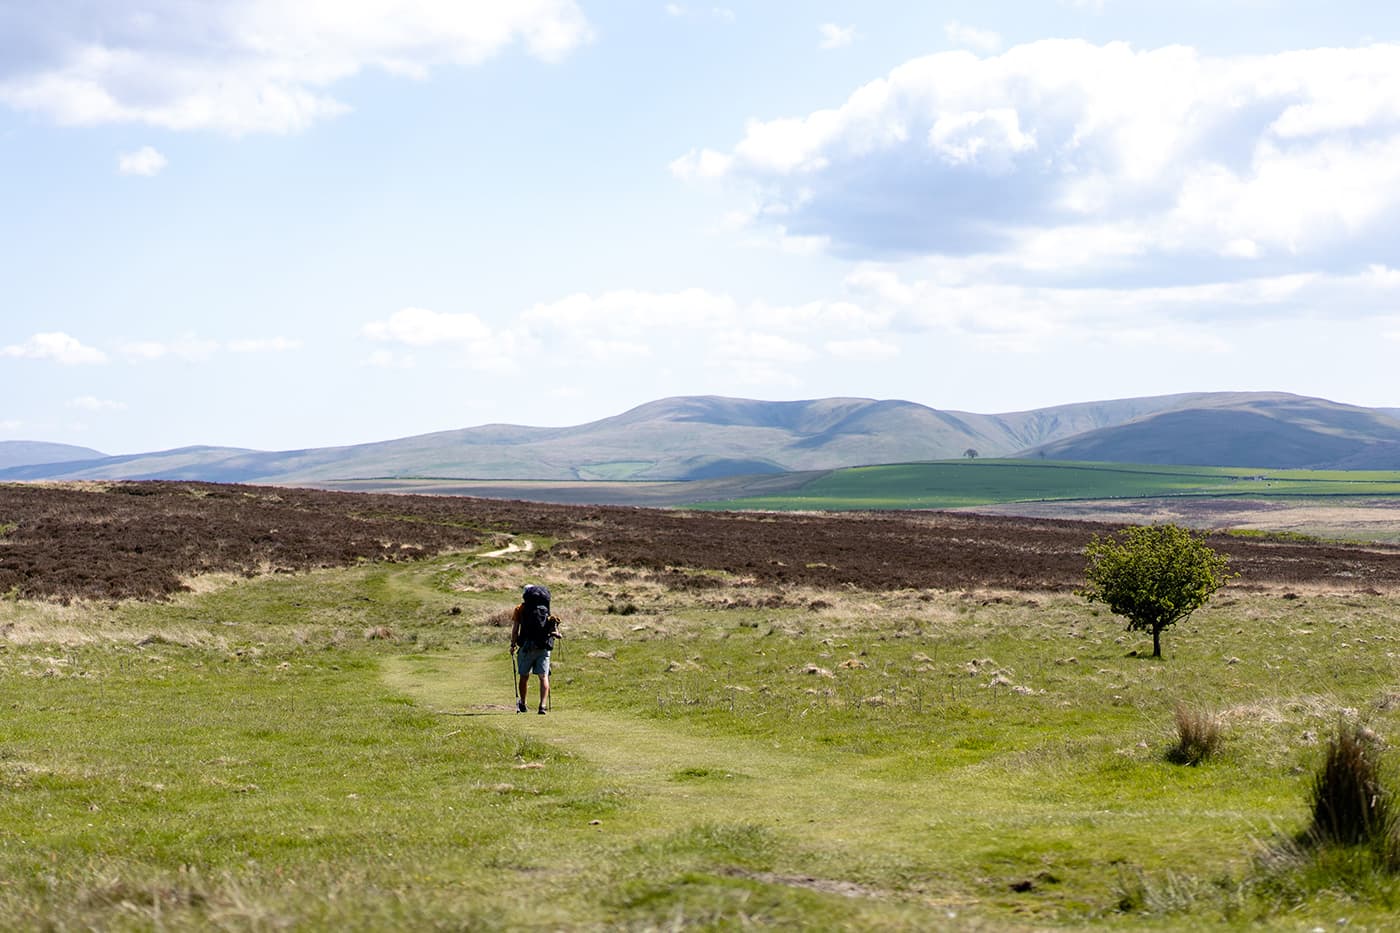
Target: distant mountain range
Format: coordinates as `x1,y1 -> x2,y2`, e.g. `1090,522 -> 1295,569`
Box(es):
3,392 -> 1400,485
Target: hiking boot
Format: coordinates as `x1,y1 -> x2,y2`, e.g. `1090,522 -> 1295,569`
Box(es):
537,707 -> 547,715
516,700 -> 527,713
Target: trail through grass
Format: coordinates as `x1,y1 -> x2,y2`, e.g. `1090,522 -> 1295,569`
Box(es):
7,544 -> 1400,929
382,642 -> 1296,927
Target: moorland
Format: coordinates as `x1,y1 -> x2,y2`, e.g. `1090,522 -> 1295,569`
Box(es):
5,481 -> 1400,929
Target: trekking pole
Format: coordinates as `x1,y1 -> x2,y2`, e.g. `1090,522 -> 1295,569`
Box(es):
510,647 -> 519,711
550,638 -> 558,713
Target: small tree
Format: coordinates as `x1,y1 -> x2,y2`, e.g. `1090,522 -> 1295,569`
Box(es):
963,448 -> 979,460
1079,524 -> 1234,658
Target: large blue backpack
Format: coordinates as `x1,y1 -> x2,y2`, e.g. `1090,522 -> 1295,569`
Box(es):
518,584 -> 556,650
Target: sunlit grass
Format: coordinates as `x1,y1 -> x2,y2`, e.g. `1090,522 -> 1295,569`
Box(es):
3,550 -> 1400,928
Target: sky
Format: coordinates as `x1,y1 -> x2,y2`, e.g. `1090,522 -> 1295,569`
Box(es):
3,1 -> 1399,456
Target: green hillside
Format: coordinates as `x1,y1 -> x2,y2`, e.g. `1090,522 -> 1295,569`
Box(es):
693,460 -> 1400,510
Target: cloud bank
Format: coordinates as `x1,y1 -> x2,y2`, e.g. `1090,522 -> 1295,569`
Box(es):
0,0 -> 594,134
675,40 -> 1400,281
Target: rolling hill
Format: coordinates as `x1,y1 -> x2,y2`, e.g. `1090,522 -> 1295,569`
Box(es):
0,441 -> 107,470
2,391 -> 1398,486
1027,393 -> 1400,469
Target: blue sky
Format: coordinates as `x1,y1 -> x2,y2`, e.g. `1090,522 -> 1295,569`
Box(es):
3,1 -> 1399,455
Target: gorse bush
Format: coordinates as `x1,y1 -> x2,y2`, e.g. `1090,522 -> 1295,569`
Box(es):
1167,704 -> 1222,765
1308,722 -> 1395,852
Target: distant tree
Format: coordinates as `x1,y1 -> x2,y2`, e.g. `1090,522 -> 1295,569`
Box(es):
963,448 -> 979,460
1078,524 -> 1235,659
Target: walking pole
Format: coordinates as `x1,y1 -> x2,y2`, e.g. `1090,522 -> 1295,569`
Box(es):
548,642 -> 556,714
550,626 -> 561,713
510,647 -> 519,712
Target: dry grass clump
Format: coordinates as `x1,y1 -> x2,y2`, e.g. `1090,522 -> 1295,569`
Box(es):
1166,704 -> 1223,765
1307,722 -> 1395,851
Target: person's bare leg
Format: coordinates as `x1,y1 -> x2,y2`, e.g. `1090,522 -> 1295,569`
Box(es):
539,674 -> 550,712
518,674 -> 530,709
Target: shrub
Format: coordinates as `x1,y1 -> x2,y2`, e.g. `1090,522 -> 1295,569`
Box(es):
1079,523 -> 1235,658
1166,704 -> 1222,765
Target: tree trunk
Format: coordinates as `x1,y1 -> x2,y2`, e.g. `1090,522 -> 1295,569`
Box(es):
1152,626 -> 1162,658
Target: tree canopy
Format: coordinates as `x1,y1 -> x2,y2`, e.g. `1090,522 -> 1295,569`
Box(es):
1079,523 -> 1235,658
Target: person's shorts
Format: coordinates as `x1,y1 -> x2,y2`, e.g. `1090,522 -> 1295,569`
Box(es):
516,647 -> 551,677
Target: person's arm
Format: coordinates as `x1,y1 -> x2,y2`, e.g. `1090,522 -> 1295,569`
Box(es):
509,605 -> 522,650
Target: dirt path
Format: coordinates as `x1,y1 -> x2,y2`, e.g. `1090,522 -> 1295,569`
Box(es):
384,647 -> 879,826
380,648 -> 980,892
479,538 -> 536,559
379,648 -> 1276,917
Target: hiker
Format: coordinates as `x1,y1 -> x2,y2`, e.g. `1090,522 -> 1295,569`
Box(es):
510,583 -> 561,714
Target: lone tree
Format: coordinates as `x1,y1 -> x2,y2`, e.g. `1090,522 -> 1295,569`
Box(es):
1079,523 -> 1235,659
963,448 -> 979,460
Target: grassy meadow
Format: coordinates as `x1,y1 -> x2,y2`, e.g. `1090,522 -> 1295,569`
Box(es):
4,539 -> 1400,929
694,460 -> 1400,511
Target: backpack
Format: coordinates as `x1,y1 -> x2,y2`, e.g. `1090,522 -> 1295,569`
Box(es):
517,584 -> 556,650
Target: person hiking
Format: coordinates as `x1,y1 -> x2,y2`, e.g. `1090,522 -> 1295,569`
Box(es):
510,583 -> 561,714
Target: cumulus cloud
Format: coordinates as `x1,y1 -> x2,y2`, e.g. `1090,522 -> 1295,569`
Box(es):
678,40 -> 1400,280
362,307 -> 492,346
0,1 -> 594,134
943,21 -> 1001,53
360,307 -> 543,373
1,332 -> 106,364
117,145 -> 168,176
117,336 -> 219,362
841,262 -> 1400,351
818,24 -> 856,51
517,287 -> 891,374
67,396 -> 127,412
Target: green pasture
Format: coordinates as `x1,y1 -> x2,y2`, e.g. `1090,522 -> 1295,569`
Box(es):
693,459 -> 1400,510
4,544 -> 1400,929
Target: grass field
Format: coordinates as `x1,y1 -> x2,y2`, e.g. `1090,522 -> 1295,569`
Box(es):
5,534 -> 1400,930
694,460 -> 1400,511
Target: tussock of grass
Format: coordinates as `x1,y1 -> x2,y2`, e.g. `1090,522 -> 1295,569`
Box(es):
1167,703 -> 1224,765
1307,721 -> 1396,851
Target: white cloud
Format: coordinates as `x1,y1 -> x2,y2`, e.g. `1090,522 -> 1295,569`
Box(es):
117,336 -> 219,362
818,24 -> 856,51
668,147 -> 733,180
117,145 -> 168,176
227,336 -> 302,353
1,332 -> 106,364
0,1 -> 594,134
943,21 -> 1001,53
362,307 -> 493,346
0,420 -> 23,432
840,263 -> 1400,352
680,40 -> 1400,278
67,396 -> 127,412
716,331 -> 814,363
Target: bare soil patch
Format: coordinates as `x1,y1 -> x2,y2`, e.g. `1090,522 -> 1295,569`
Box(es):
4,481 -> 1400,601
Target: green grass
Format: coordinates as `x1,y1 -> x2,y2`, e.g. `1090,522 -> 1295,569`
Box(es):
691,459 -> 1400,510
5,547 -> 1400,928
